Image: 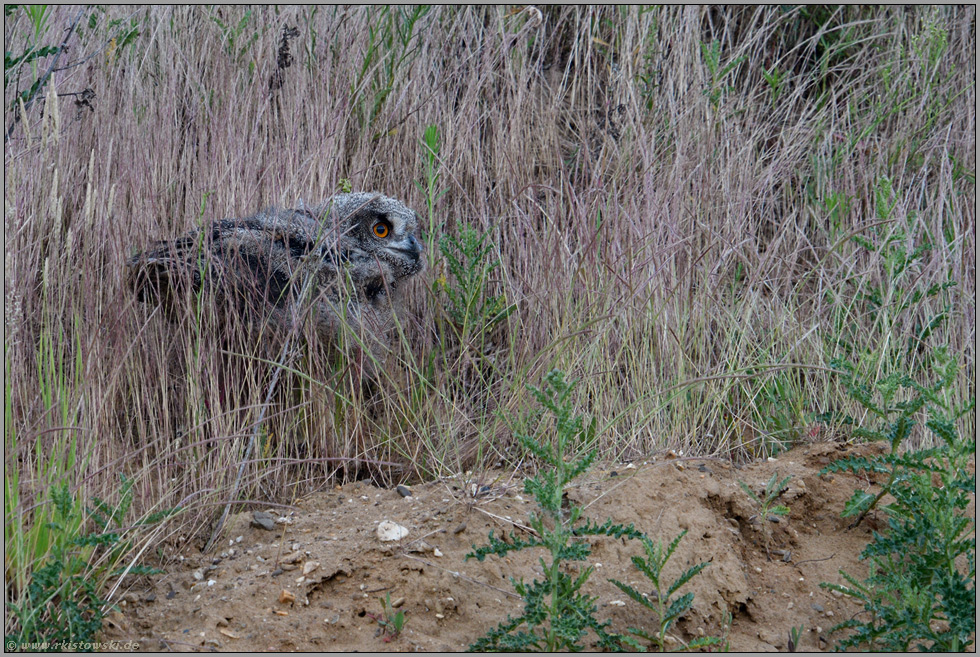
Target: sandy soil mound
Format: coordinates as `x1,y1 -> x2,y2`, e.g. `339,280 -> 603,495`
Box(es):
104,441 -> 902,652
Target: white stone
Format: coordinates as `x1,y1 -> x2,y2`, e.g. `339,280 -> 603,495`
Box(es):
377,520 -> 410,542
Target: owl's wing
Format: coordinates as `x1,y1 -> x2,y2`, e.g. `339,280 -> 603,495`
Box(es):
127,230 -> 216,309
128,214 -> 348,313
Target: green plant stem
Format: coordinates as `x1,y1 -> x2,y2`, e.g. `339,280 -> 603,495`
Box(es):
5,8 -> 85,143
848,477 -> 892,530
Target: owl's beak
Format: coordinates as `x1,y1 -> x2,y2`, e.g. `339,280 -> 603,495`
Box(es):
390,233 -> 425,270
406,234 -> 423,257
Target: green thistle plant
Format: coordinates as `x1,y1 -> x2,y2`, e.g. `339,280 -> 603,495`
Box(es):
819,348 -> 975,651
466,370 -> 643,652
609,530 -> 722,652
5,477 -> 172,650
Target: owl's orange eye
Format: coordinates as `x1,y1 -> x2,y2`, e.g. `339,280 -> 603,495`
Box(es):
373,222 -> 389,238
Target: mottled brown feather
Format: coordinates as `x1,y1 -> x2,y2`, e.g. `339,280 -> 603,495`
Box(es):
128,192 -> 425,359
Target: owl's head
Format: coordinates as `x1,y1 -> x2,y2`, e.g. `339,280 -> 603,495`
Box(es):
312,192 -> 425,299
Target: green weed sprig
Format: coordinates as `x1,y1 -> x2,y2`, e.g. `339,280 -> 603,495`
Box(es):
466,370 -> 643,652
820,348 -> 960,526
437,227 -> 515,345
738,471 -> 792,558
4,480 -> 170,649
609,530 -> 722,652
820,349 -> 975,651
367,592 -> 406,642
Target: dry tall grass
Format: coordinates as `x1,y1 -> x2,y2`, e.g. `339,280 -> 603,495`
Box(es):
3,5 -> 975,622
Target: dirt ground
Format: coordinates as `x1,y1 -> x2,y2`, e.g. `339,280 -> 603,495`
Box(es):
102,441 -> 914,652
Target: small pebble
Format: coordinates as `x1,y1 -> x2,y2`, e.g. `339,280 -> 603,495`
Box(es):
396,485 -> 412,498
281,551 -> 303,565
251,511 -> 276,532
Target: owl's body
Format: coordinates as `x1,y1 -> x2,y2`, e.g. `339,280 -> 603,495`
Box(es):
128,192 -> 425,357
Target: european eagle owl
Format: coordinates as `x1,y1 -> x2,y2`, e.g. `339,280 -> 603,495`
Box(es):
127,192 -> 426,364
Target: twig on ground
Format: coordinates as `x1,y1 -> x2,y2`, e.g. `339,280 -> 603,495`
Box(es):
399,553 -> 520,600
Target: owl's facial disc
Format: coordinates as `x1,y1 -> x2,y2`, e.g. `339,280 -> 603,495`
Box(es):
378,225 -> 424,274
323,193 -> 426,285
365,207 -> 424,278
